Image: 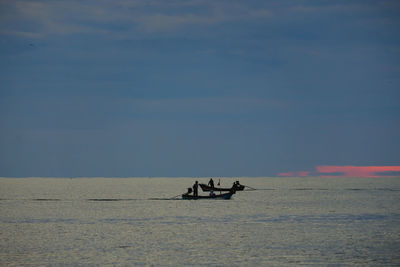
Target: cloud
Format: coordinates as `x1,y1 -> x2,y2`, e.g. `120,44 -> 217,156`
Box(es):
278,166 -> 400,177
1,1 -> 111,37
0,0 -> 274,37
316,165 -> 400,178
133,2 -> 273,33
2,0 -> 397,39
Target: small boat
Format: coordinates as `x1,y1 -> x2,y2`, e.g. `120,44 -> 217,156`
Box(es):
199,183 -> 245,192
182,191 -> 235,200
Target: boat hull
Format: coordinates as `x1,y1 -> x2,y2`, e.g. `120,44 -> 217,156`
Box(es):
181,192 -> 234,200
199,183 -> 245,192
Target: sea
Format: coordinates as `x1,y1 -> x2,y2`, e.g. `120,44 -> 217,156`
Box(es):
0,177 -> 399,266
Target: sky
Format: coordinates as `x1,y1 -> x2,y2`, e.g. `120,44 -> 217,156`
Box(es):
0,0 -> 399,177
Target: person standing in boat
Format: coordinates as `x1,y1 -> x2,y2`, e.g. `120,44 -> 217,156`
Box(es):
208,178 -> 215,188
193,181 -> 199,197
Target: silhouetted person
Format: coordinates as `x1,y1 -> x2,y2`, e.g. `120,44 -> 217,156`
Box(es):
233,181 -> 241,190
184,188 -> 192,196
208,178 -> 214,188
193,181 -> 199,197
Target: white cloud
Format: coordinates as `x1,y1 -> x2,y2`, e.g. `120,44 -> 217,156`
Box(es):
1,0 -> 274,37
3,0 -> 392,40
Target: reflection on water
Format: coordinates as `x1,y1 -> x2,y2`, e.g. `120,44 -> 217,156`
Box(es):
1,177 -> 399,266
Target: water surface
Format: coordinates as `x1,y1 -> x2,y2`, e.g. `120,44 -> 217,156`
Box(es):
1,177 -> 399,266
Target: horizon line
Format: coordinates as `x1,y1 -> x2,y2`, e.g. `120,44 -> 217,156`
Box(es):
1,175 -> 400,179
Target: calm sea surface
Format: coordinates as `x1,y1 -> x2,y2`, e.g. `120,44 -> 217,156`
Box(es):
1,177 -> 399,266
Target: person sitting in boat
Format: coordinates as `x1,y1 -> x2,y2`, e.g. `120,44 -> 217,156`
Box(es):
193,181 -> 199,197
208,178 -> 215,188
209,190 -> 215,197
232,181 -> 241,190
184,187 -> 192,196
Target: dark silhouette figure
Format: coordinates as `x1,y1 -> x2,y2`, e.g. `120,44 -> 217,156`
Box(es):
193,181 -> 199,197
185,188 -> 192,195
208,178 -> 215,188
232,181 -> 241,190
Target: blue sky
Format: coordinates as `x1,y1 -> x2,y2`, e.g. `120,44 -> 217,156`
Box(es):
0,0 -> 399,177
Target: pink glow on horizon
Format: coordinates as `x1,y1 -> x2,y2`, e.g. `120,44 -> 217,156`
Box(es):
316,165 -> 400,177
278,165 -> 400,177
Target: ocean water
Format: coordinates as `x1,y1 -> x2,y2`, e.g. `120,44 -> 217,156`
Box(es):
0,177 -> 399,266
